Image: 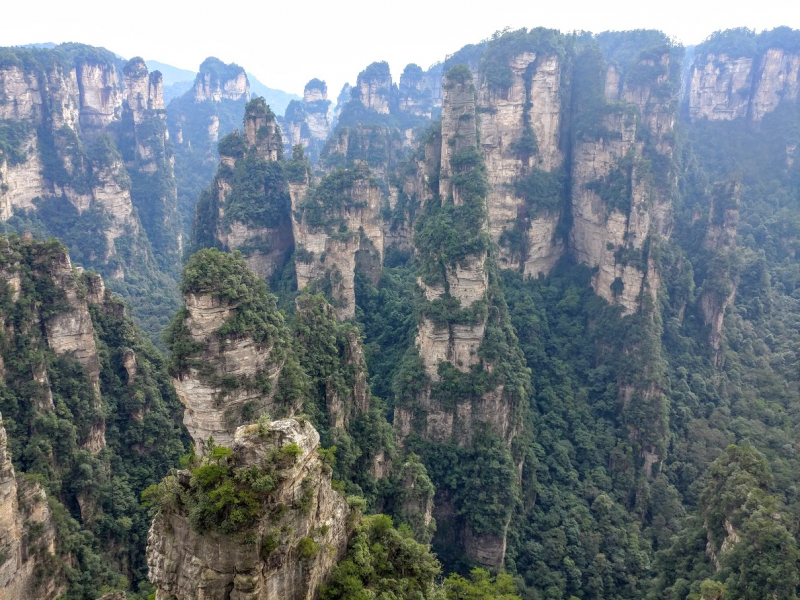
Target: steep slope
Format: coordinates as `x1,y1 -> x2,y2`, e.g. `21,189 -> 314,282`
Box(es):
167,57 -> 251,244
0,413 -> 65,600
280,78 -> 332,162
192,98 -> 294,281
0,44 -> 181,340
0,233 -> 188,596
393,65 -> 531,569
146,418 -> 351,600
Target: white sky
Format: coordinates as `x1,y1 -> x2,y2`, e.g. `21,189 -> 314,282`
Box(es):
3,0 -> 798,97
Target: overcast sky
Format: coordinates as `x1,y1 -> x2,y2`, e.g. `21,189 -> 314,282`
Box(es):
3,0 -> 798,97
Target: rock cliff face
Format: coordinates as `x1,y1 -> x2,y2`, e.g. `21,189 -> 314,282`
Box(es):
0,415 -> 65,600
699,180 -> 740,365
42,250 -> 106,453
193,58 -> 249,103
290,167 -> 384,320
122,57 -> 182,269
398,63 -> 443,119
356,62 -> 392,115
198,98 -> 293,281
569,47 -> 676,314
395,67 -> 529,568
476,51 -> 565,275
167,57 -> 252,254
172,286 -> 298,452
281,79 -> 332,162
688,37 -> 800,122
0,233 -> 187,595
0,45 -> 180,340
147,419 -> 350,600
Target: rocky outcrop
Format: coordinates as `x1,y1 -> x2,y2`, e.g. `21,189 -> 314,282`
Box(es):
751,48 -> 800,120
172,289 -> 296,453
688,44 -> 800,122
397,67 -> 529,568
570,48 -> 676,314
193,57 -> 249,102
398,63 -> 442,119
699,180 -> 740,365
0,46 -> 179,333
121,58 -> 181,270
290,167 -> 384,320
0,415 -> 65,600
41,250 -> 105,453
200,98 -> 293,281
477,51 -> 565,274
147,419 -> 350,600
688,54 -> 754,121
77,59 -> 123,131
355,62 -> 392,115
281,79 -> 332,162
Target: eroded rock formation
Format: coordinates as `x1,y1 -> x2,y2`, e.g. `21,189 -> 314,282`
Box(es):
281,79 -> 332,162
171,282 -> 298,452
200,98 -> 294,281
0,415 -> 64,600
147,419 -> 350,600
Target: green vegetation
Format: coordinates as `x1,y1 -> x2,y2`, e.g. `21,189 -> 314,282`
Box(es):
166,249 -> 290,377
512,168 -> 566,216
0,120 -> 34,166
0,235 -> 186,596
414,146 -> 489,286
319,514 -> 441,600
222,154 -> 291,229
298,164 -> 373,229
480,28 -> 565,91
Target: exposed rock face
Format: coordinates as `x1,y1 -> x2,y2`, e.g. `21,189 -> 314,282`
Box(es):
0,46 -> 180,326
0,415 -> 65,600
398,68 -> 528,568
477,52 -> 565,274
147,419 -> 350,600
688,54 -> 754,121
751,48 -> 800,120
699,180 -> 740,365
173,291 -> 296,453
398,63 -> 442,119
281,79 -> 332,161
121,59 -> 181,270
203,99 -> 293,281
123,58 -> 165,123
290,169 -> 385,320
569,50 -> 675,314
41,250 -> 105,452
688,46 -> 800,122
77,60 -> 123,131
356,62 -> 392,114
193,58 -> 249,102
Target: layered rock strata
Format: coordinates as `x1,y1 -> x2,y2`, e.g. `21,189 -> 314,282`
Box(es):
172,288 -> 296,452
477,51 -> 565,275
688,44 -> 800,122
569,49 -> 676,314
147,419 -> 350,600
290,168 -> 384,320
206,98 -> 294,280
281,79 -> 332,161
